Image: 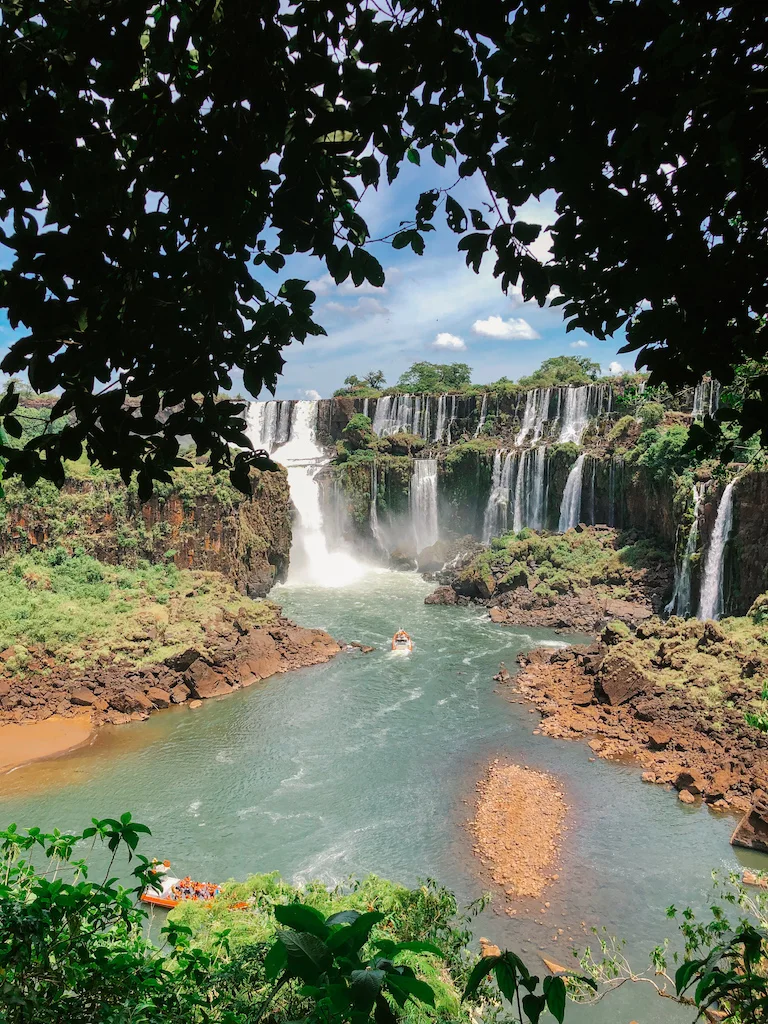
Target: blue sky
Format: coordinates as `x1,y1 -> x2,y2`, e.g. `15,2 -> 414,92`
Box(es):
0,163 -> 630,402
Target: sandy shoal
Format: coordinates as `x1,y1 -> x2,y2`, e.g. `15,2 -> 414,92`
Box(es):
0,714 -> 94,772
469,760 -> 567,899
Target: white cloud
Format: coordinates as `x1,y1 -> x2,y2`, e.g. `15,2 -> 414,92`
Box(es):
303,388 -> 321,400
472,315 -> 539,341
606,361 -> 624,375
570,340 -> 589,349
431,332 -> 466,351
323,297 -> 390,319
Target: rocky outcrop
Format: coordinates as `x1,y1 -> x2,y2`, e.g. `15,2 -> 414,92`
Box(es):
0,616 -> 340,732
507,615 -> 768,816
0,466 -> 292,596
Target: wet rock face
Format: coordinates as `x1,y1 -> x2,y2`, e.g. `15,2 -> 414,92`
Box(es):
731,792 -> 768,852
0,468 -> 292,597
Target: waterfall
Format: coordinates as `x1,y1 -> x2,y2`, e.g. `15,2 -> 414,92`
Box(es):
372,395 -> 391,435
245,399 -> 293,451
447,396 -> 457,442
434,395 -> 447,441
362,398 -> 369,419
370,461 -> 386,552
666,484 -> 702,617
516,388 -> 551,446
692,378 -> 721,420
246,400 -> 363,587
474,393 -> 488,437
698,481 -> 736,620
410,458 -> 439,554
511,450 -> 527,532
559,386 -> 591,443
588,457 -> 597,525
608,458 -> 616,527
529,446 -> 547,530
482,451 -> 514,542
558,454 -> 585,532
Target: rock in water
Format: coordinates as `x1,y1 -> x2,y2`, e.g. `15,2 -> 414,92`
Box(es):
731,792 -> 768,852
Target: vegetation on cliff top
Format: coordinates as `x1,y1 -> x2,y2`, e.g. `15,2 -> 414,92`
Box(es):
458,527 -> 669,604
0,551 -> 275,676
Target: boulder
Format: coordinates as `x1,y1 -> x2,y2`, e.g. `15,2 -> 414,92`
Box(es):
0,681 -> 11,697
170,683 -> 189,704
187,661 -> 232,699
604,599 -> 652,622
489,607 -> 507,624
189,699 -> 203,709
673,769 -> 707,796
165,648 -> 202,672
678,790 -> 696,805
424,586 -> 457,606
706,769 -> 733,803
596,654 -> 651,706
109,689 -> 154,713
647,726 -> 673,751
146,687 -> 172,709
731,792 -> 768,853
69,686 -> 97,707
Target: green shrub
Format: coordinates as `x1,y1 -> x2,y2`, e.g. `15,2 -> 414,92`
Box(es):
608,415 -> 635,441
639,401 -> 665,428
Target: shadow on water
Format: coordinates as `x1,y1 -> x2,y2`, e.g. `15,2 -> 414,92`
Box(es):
1,568 -> 765,1023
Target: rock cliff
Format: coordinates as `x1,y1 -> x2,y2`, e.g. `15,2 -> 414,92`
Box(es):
0,464 -> 292,597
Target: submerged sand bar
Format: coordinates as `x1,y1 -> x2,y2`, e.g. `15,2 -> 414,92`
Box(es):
470,760 -> 567,899
0,715 -> 94,773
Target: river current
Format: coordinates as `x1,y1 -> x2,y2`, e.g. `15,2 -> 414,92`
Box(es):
1,569 -> 765,1022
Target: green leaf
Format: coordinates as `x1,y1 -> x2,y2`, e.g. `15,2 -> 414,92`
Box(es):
274,903 -> 330,939
462,955 -> 501,1001
522,992 -> 546,1023
350,968 -> 386,1011
264,940 -> 288,980
278,930 -> 333,981
387,973 -> 435,1007
327,911 -> 385,953
543,975 -> 566,1023
407,148 -> 420,165
374,992 -> 398,1024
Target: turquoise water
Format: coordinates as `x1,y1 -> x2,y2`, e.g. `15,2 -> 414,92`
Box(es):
1,569 -> 765,1021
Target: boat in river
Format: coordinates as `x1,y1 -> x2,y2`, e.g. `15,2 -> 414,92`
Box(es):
141,864 -> 223,908
391,629 -> 413,654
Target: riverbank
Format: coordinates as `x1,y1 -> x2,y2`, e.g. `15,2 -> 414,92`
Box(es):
0,554 -> 340,741
469,760 -> 567,900
0,714 -> 95,772
502,609 -> 768,833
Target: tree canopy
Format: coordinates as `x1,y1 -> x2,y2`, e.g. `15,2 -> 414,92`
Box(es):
517,356 -> 601,389
0,0 -> 765,491
396,361 -> 472,393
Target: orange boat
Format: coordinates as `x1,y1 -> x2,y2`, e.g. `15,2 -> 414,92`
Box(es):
140,863 -> 222,909
391,629 -> 413,653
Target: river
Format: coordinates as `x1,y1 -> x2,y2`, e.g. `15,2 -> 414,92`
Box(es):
1,568 -> 765,1022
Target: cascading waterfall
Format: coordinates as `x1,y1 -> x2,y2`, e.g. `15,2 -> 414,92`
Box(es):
246,399 -> 364,587
698,481 -> 736,620
410,459 -> 439,554
482,451 -> 514,542
692,379 -> 721,420
516,388 -> 551,446
529,446 -> 547,530
559,386 -> 591,443
474,394 -> 488,437
433,395 -> 447,441
666,484 -> 702,618
514,384 -> 613,446
558,454 -> 585,532
369,461 -> 386,552
245,399 -> 293,451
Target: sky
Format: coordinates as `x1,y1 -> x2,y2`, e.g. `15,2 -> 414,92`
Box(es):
0,162 -> 630,403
